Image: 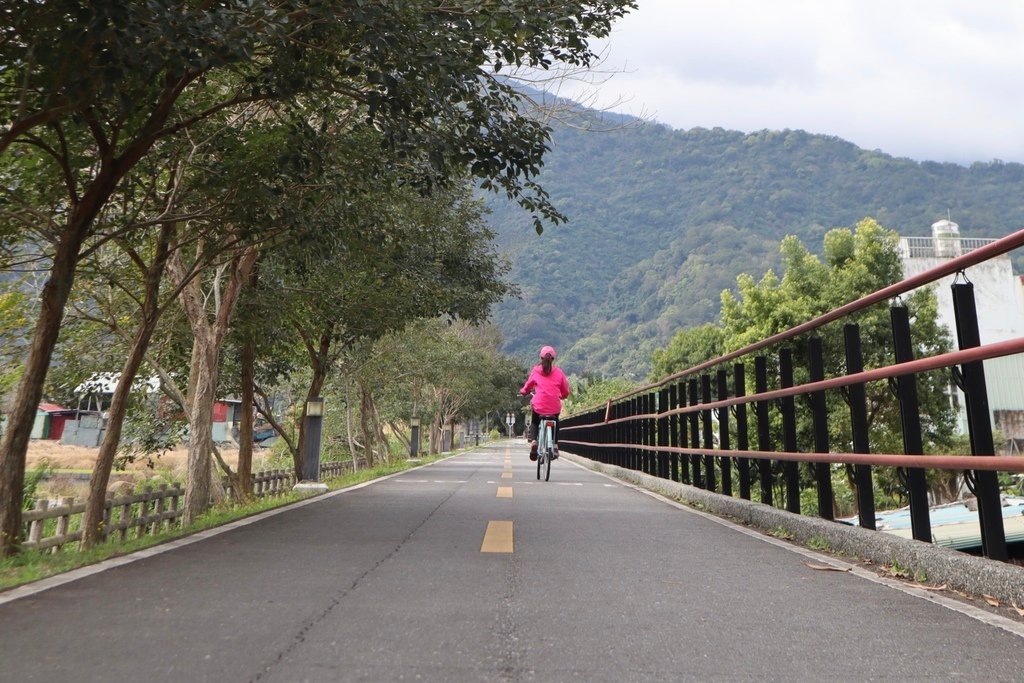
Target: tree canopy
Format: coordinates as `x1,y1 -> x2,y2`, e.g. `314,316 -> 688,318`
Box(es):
0,0 -> 638,555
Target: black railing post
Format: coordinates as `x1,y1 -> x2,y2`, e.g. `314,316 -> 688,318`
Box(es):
890,305 -> 932,543
647,393 -> 655,479
614,401 -> 624,468
754,356 -> 773,506
734,363 -> 751,500
844,324 -> 876,530
717,369 -> 732,497
639,394 -> 647,472
639,393 -> 649,474
669,383 -> 680,482
808,338 -> 834,520
952,282 -> 1007,561
626,397 -> 634,473
623,397 -> 632,470
620,400 -> 628,469
779,348 -> 800,514
678,381 -> 691,484
701,374 -> 717,492
608,402 -> 616,466
658,387 -> 670,479
688,379 -> 702,487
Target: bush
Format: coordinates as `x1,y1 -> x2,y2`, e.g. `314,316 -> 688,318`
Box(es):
22,459 -> 54,510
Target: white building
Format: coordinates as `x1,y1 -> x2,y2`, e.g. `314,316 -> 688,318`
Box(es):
898,220 -> 1024,446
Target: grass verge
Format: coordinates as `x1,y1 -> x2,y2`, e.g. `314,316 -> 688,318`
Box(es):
0,452 -> 450,593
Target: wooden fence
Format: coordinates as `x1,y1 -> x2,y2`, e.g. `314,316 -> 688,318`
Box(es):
22,483 -> 183,552
21,460 -> 358,552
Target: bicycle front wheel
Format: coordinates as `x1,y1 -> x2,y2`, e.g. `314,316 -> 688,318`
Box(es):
544,449 -> 551,481
536,450 -> 543,480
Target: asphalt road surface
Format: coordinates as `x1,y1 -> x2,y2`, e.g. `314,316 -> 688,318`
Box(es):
2,441 -> 1024,682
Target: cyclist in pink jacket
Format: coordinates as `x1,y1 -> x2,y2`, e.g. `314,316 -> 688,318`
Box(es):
519,345 -> 570,461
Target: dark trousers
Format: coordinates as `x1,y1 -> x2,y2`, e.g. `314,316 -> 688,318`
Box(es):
530,412 -> 560,444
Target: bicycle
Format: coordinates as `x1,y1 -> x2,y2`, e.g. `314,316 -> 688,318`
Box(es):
535,415 -> 557,481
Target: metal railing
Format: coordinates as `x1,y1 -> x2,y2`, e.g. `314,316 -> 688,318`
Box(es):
560,228 -> 1024,561
899,236 -> 999,259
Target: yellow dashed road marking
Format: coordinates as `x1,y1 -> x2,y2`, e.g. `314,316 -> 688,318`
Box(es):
501,472 -> 512,479
481,520 -> 514,553
497,486 -> 513,499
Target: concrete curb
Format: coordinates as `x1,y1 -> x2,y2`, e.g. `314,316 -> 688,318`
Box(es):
567,454 -> 1024,607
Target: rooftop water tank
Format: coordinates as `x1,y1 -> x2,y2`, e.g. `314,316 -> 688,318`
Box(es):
932,219 -> 961,257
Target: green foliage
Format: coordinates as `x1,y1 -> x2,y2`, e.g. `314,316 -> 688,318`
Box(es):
2,0 -> 638,237
649,324 -> 725,380
115,393 -> 188,469
648,220 -> 957,513
562,375 -> 641,414
22,460 -> 54,510
487,123 -> 1024,377
0,287 -> 31,405
806,536 -> 831,552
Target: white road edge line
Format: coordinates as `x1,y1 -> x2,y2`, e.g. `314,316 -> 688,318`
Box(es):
565,457 -> 1024,640
0,454 -> 461,606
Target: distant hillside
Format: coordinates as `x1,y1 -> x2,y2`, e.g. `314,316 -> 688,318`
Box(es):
487,111 -> 1024,379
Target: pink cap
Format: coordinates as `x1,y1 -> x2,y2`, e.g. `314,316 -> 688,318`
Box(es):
539,345 -> 556,360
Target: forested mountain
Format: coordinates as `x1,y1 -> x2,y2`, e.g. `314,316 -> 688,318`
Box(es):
487,109 -> 1024,379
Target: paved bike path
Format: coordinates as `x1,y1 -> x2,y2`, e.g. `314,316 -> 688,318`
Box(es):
1,441 -> 1023,681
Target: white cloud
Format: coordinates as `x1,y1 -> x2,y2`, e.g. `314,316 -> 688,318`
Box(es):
566,0 -> 1024,164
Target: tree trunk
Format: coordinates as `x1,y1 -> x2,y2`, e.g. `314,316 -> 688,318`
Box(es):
429,416 -> 441,455
81,320 -> 159,547
345,383 -> 360,470
358,380 -> 375,468
254,384 -> 298,463
0,227 -> 85,556
183,337 -> 219,524
234,264 -> 259,502
292,330 -> 331,479
370,394 -> 389,463
82,225 -> 173,548
168,244 -> 257,525
236,334 -> 256,502
389,421 -> 411,452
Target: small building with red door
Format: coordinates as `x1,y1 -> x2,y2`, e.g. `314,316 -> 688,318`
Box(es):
31,403 -> 76,440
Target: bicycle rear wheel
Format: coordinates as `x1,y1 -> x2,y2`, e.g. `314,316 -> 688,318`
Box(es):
543,422 -> 553,481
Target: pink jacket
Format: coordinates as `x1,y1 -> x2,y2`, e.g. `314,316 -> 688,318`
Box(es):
520,365 -> 570,415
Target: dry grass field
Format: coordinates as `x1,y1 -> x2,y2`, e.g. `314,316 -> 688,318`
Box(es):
27,440 -> 243,473
26,440 -> 262,498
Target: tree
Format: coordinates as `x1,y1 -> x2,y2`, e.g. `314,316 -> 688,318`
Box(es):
0,0 -> 637,555
347,320 -> 520,458
244,166 -> 511,475
665,218 -> 956,512
649,323 -> 725,379
562,375 -> 641,415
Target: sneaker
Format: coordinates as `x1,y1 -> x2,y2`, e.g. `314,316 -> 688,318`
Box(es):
552,446 -> 559,460
529,441 -> 538,461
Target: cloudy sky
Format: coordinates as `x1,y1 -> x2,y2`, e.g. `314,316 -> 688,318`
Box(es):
562,0 -> 1024,165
